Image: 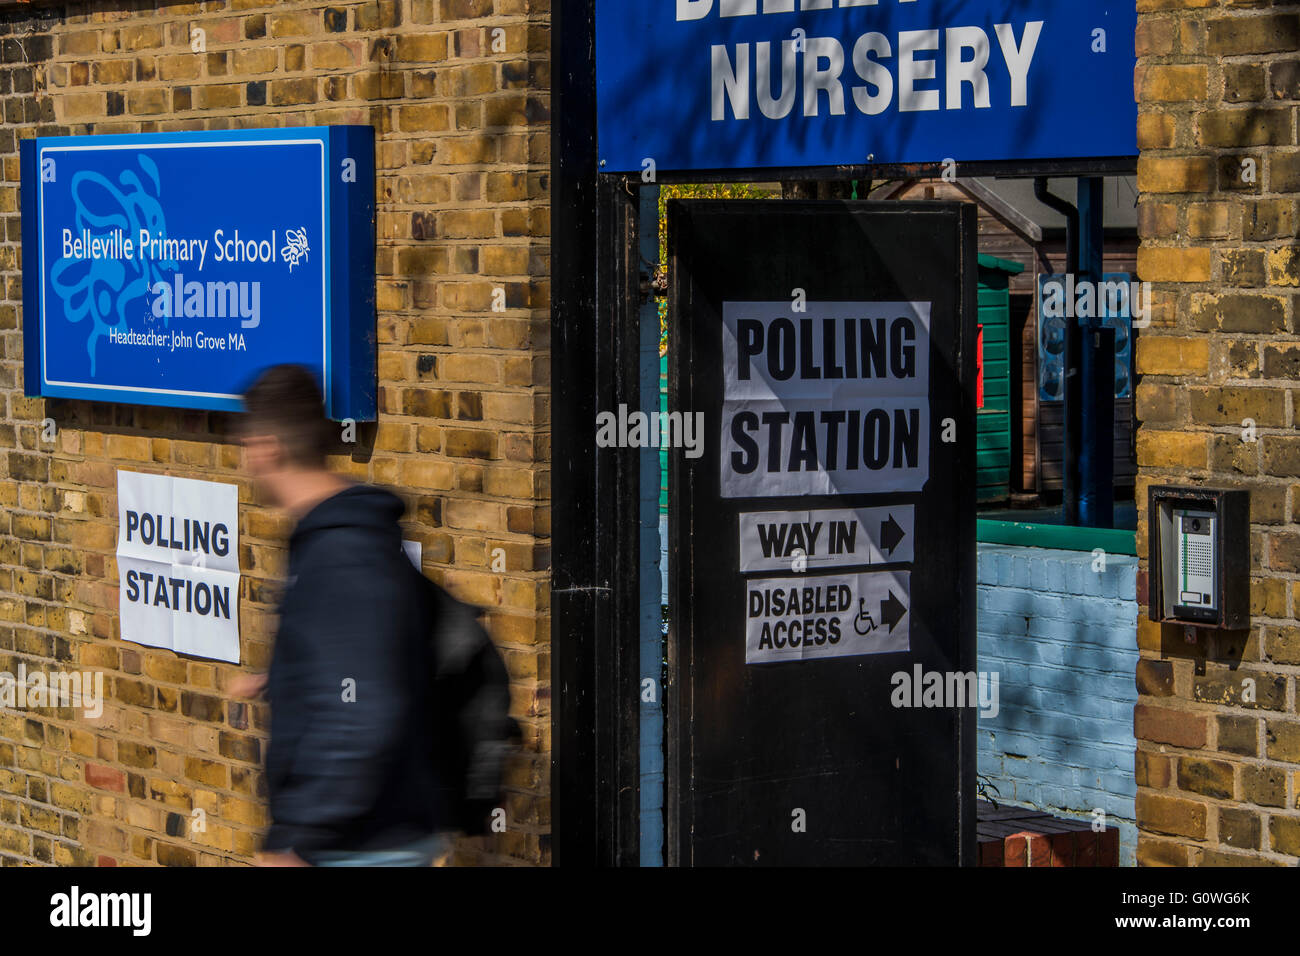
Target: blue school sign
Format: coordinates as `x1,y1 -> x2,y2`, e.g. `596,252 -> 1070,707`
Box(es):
595,0 -> 1137,173
21,126 -> 376,418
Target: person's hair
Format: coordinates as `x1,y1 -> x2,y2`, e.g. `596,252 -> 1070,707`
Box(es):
240,364 -> 332,469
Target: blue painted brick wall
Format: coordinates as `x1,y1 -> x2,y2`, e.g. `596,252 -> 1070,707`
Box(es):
977,543 -> 1138,866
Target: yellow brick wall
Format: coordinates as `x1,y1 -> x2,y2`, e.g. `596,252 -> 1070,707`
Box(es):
1135,1 -> 1300,866
0,0 -> 551,866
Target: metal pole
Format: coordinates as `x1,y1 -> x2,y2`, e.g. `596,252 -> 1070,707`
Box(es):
637,184 -> 664,866
1077,177 -> 1113,529
1034,178 -> 1080,524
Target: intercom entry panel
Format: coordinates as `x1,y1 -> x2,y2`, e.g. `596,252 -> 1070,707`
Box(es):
1173,509 -> 1215,614
1149,487 -> 1248,630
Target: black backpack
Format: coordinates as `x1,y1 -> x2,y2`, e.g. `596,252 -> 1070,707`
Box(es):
421,575 -> 522,836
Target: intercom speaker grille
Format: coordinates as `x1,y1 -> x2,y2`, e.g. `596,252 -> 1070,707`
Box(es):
1185,540 -> 1213,576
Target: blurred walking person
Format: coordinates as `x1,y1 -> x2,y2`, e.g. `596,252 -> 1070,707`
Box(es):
234,364 -> 448,866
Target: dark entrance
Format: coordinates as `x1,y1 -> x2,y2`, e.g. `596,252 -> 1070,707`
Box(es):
551,0 -> 1138,867
666,201 -> 979,865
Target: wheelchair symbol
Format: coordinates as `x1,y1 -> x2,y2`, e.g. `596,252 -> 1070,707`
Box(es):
853,597 -> 878,636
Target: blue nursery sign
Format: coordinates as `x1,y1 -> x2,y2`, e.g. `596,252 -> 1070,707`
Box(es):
21,126 -> 376,418
595,0 -> 1138,173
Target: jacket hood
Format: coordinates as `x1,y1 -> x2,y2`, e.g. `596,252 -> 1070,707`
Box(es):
290,483 -> 406,550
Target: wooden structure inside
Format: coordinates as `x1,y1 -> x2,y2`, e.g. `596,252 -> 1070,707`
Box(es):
872,178 -> 1138,502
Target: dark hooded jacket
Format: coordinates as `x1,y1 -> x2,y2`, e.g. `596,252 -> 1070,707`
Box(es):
262,484 -> 443,858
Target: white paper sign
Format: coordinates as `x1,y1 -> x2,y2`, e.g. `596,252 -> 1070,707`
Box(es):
721,301 -> 931,497
739,506 -> 914,573
116,470 -> 240,663
745,570 -> 910,664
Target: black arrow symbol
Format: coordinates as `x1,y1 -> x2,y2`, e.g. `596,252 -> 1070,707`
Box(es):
880,590 -> 907,633
880,515 -> 905,556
